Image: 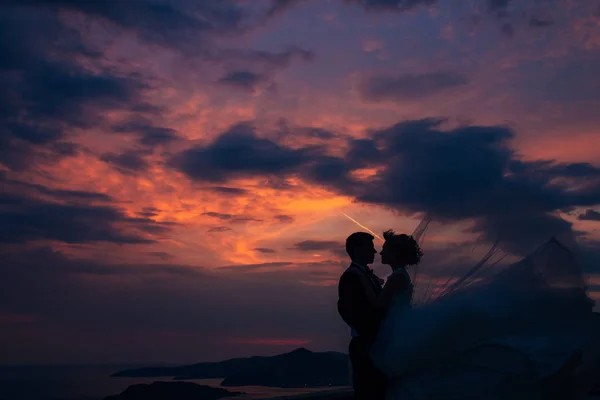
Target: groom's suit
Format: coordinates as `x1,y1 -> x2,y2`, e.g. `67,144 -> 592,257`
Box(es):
338,263 -> 387,400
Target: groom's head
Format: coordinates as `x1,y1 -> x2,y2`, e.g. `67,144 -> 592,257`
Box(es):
346,232 -> 376,265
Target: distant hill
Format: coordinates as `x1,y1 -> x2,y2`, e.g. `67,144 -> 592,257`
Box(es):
112,348 -> 351,388
103,381 -> 243,400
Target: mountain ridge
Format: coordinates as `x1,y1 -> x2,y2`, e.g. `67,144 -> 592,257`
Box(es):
111,348 -> 351,388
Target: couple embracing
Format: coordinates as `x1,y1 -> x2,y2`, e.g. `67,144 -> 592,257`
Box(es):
337,228 -> 600,400
338,230 -> 420,400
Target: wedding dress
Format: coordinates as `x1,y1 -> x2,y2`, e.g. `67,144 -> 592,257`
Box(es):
370,216 -> 600,400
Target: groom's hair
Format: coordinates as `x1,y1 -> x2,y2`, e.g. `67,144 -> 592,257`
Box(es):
346,232 -> 374,257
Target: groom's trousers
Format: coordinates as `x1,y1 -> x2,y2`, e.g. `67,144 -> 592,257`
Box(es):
349,336 -> 387,400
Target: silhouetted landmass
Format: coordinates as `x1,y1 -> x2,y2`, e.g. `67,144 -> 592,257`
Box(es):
103,381 -> 243,400
112,348 -> 351,387
266,389 -> 353,400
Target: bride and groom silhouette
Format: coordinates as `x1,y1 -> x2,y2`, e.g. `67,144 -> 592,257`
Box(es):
338,222 -> 600,400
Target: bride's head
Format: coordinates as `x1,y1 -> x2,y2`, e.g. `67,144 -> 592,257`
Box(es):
380,230 -> 423,268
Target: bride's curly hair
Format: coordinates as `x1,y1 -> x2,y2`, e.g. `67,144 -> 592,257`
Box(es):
383,229 -> 423,266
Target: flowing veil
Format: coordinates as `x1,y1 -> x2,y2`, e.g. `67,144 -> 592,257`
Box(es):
406,213 -> 592,308
372,212 -> 600,398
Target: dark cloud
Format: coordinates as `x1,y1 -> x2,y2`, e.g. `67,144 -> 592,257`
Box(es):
292,240 -> 346,258
254,247 -> 278,254
267,0 -> 303,16
209,46 -> 315,88
275,214 -> 295,224
0,3 -> 154,171
202,212 -> 262,223
149,251 -> 175,261
218,70 -> 267,92
0,1 -> 313,172
0,185 -> 171,245
488,0 -> 511,12
344,0 -> 518,19
510,161 -> 600,179
112,120 -> 180,147
301,127 -> 338,140
273,120 -> 341,143
344,0 -> 436,12
138,207 -> 161,218
11,0 -> 246,54
207,226 -> 232,233
173,118 -> 600,254
357,71 -> 469,103
210,187 -> 248,195
0,173 -> 113,203
579,209 -> 600,221
208,46 -> 314,94
226,46 -> 315,69
529,17 -> 553,28
337,120 -> 600,253
293,240 -> 343,251
171,123 -> 318,183
101,149 -> 151,174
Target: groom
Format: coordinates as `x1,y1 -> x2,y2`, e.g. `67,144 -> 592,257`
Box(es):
338,232 -> 387,400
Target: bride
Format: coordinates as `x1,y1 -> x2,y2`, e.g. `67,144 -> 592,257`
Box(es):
370,219 -> 600,400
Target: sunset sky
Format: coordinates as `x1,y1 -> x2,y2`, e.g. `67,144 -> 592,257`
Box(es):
2,0 -> 600,365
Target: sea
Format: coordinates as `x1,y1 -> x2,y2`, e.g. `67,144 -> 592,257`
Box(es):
0,365 -> 350,400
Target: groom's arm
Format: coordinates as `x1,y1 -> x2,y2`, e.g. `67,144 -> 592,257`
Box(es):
338,272 -> 383,340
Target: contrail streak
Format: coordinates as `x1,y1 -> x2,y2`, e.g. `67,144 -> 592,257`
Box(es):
342,213 -> 384,242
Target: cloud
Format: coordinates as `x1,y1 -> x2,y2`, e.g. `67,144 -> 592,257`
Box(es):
579,209 -> 600,221
218,70 -> 268,92
488,0 -> 511,13
254,248 -> 278,254
292,240 -> 346,257
202,212 -> 263,223
149,252 -> 175,261
138,207 -> 161,218
267,0 -> 303,17
210,187 -> 249,195
11,0 -> 247,54
529,17 -> 553,28
1,173 -> 113,203
171,123 -> 318,183
208,226 -> 232,233
226,46 -> 315,69
210,46 -> 315,85
0,176 -> 171,245
112,119 -> 180,147
336,120 -> 600,253
293,240 -> 343,251
173,118 -> 600,254
275,215 -> 295,224
0,1 -> 314,171
344,0 -> 436,12
0,3 -> 155,171
357,71 -> 469,103
300,127 -> 339,140
101,149 -> 151,174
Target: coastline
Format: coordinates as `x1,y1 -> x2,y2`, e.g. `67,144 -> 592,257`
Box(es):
260,389 -> 600,400
260,388 -> 353,400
